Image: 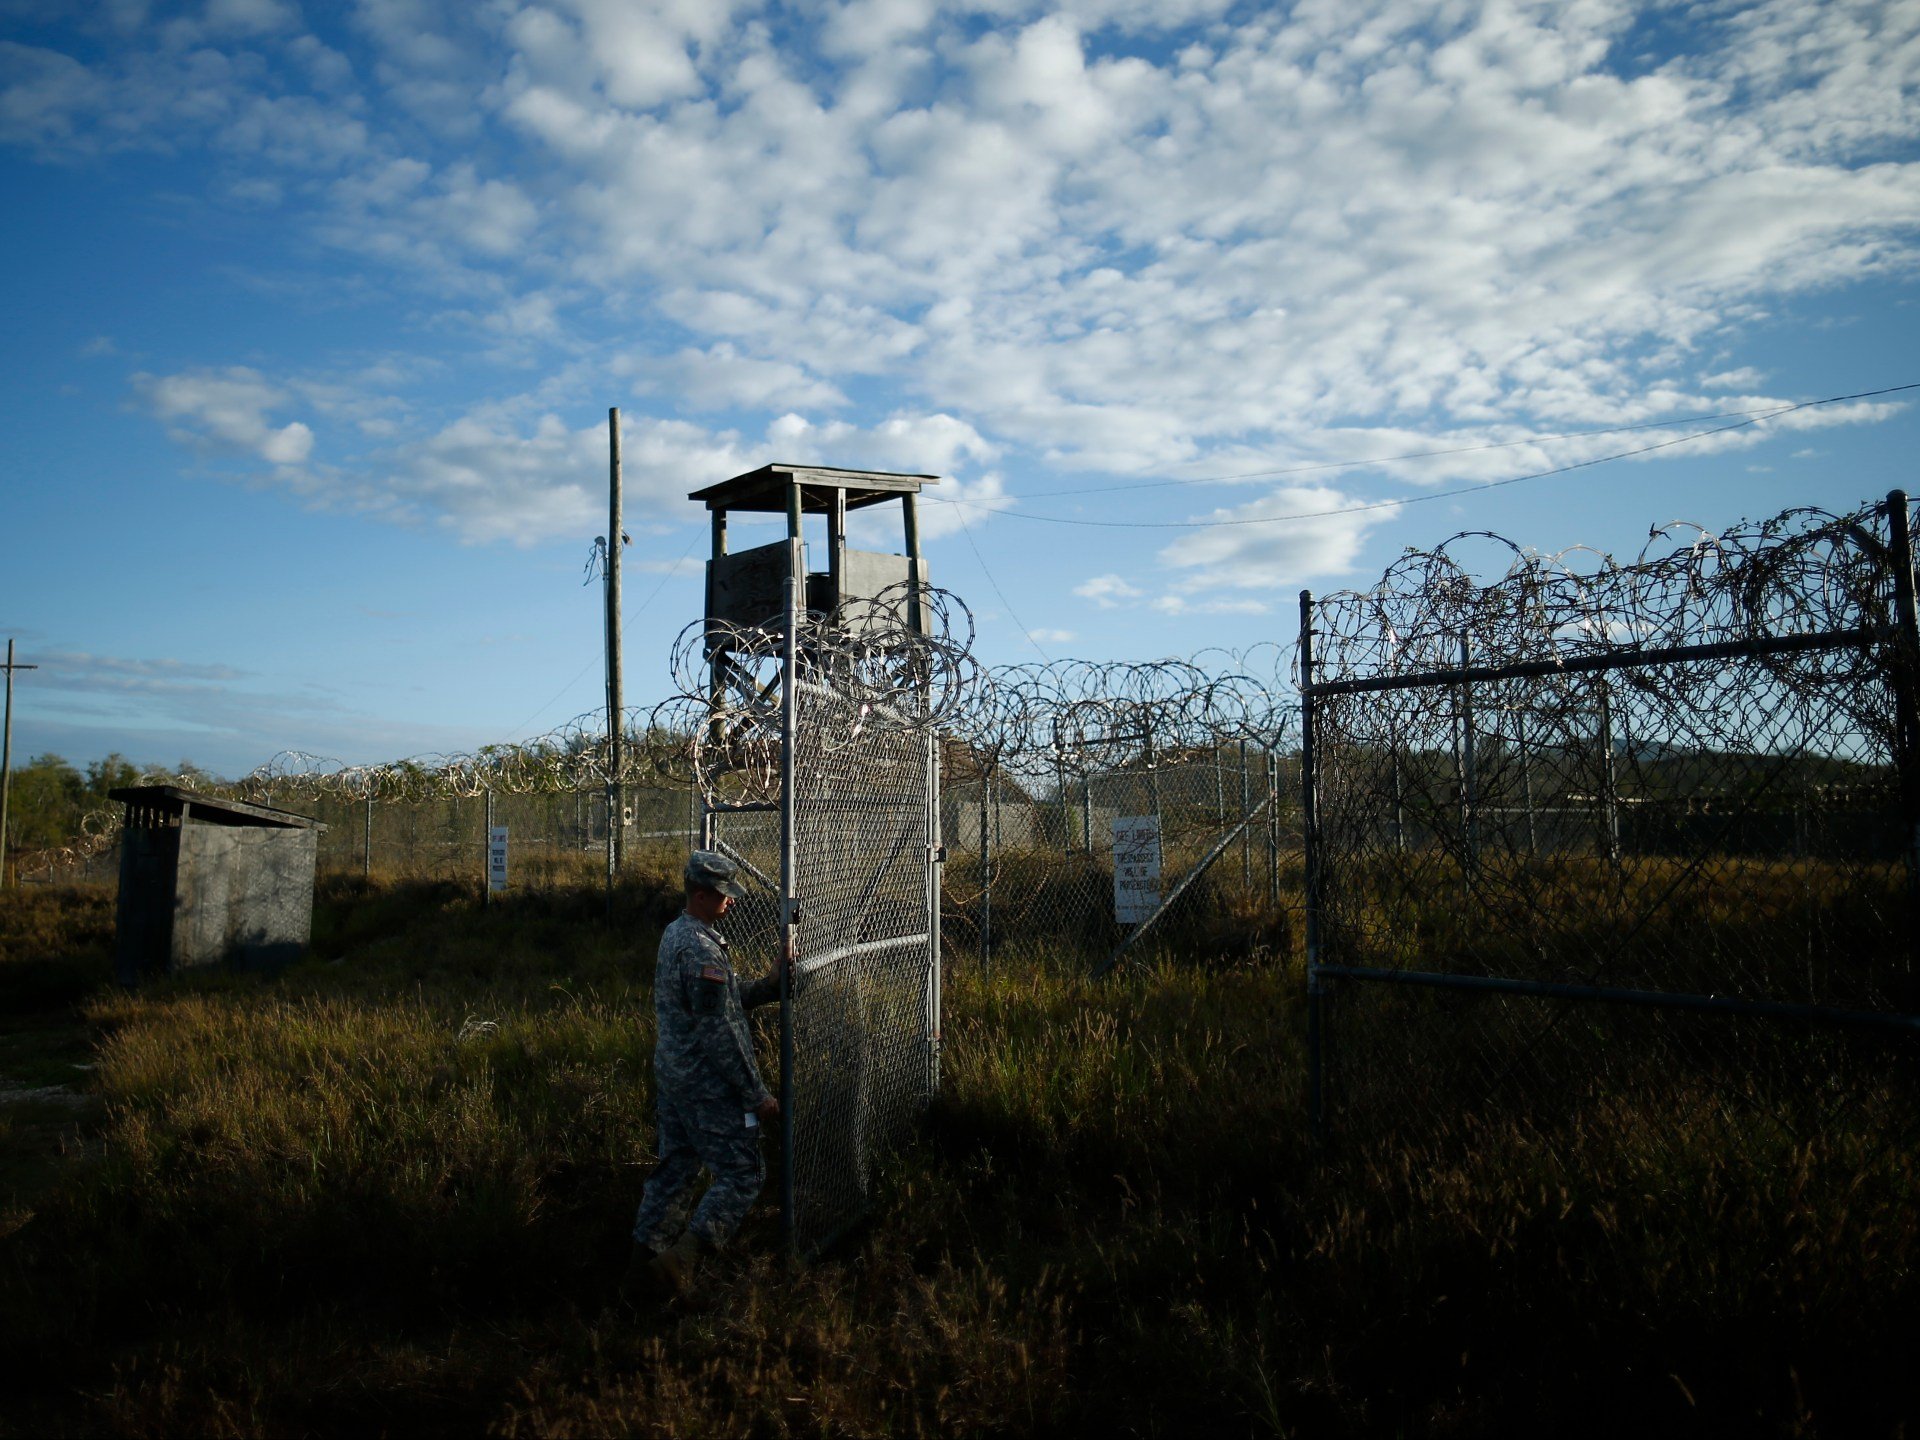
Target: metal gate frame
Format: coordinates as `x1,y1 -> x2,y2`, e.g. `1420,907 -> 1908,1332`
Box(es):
1297,489 -> 1920,1142
703,538 -> 942,1254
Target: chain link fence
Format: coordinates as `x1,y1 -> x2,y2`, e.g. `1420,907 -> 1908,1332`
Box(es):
782,682 -> 937,1254
941,740 -> 1299,978
1300,492 -> 1920,1167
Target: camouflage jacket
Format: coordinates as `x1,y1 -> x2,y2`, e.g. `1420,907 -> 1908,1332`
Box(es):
652,912 -> 779,1109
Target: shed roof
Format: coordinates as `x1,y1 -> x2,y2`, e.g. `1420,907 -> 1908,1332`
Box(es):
110,786 -> 326,831
688,463 -> 938,514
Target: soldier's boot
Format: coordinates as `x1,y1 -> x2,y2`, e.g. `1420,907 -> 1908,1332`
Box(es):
646,1228 -> 710,1293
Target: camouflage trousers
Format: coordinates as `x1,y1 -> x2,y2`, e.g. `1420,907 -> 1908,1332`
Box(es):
632,1095 -> 766,1250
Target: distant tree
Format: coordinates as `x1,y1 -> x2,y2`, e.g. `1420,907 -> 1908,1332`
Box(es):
5,753 -> 86,852
84,753 -> 143,806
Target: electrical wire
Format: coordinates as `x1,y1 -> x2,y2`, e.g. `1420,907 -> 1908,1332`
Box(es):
954,496 -> 1052,662
506,538 -> 698,740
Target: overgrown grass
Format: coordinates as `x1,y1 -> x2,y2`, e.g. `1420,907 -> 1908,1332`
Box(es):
0,874 -> 1913,1437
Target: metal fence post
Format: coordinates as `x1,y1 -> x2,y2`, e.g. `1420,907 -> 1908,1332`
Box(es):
979,769 -> 992,975
1458,635 -> 1478,872
1391,744 -> 1406,852
482,789 -> 493,907
1597,675 -> 1622,866
1885,489 -> 1920,945
1240,737 -> 1252,892
363,791 -> 373,880
777,532 -> 802,1249
1266,749 -> 1280,907
1054,734 -> 1072,856
1145,726 -> 1162,829
928,727 -> 943,1092
1519,705 -> 1538,855
1299,590 -> 1327,1143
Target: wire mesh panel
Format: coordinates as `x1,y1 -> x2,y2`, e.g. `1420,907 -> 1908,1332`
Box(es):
787,682 -> 936,1254
1303,495 -> 1920,1163
646,552 -> 969,1257
941,663 -> 1299,976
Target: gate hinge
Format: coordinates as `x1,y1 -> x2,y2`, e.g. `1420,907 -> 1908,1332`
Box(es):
930,843 -> 948,863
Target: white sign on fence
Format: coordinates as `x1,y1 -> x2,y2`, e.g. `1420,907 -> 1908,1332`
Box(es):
1112,815 -> 1161,924
487,825 -> 510,892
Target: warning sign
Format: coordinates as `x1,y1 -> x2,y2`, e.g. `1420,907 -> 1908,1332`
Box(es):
487,825 -> 510,892
1112,815 -> 1161,924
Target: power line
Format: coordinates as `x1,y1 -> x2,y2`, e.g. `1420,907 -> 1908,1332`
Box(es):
953,499 -> 1052,662
921,382 -> 1918,531
508,538 -> 697,741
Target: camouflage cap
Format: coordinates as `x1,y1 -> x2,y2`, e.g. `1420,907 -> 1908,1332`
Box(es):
685,849 -> 747,899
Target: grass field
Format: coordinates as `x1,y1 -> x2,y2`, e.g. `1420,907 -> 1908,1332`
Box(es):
1,869 -> 1915,1437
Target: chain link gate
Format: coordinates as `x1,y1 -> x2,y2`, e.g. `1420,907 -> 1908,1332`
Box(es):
694,535 -> 943,1257
785,680 -> 938,1255
1299,492 -> 1920,1164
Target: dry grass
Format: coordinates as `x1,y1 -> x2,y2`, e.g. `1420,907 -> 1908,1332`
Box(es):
0,871 -> 1914,1438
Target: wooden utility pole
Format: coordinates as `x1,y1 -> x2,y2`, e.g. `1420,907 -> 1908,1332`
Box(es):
1,639 -> 39,887
606,408 -> 625,916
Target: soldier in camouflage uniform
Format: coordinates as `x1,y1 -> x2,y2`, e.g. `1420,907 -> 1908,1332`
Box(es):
626,850 -> 783,1294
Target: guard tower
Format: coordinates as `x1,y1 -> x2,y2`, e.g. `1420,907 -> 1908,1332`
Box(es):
689,463 -> 937,636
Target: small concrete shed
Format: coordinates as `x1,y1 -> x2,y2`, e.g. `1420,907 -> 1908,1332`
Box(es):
110,786 -> 326,985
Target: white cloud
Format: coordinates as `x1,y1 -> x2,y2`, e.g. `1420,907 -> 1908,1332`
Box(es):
1150,595 -> 1269,616
1028,626 -> 1076,643
1157,485 -> 1401,594
636,344 -> 848,412
374,409 -> 747,544
16,1 -> 1920,513
201,0 -> 301,37
135,367 -> 316,465
37,649 -> 248,688
0,42 -> 107,150
1073,573 -> 1143,608
131,361 -> 1035,549
768,410 -> 996,475
1699,367 -> 1767,390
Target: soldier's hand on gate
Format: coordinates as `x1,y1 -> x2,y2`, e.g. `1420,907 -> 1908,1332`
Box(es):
754,1094 -> 780,1122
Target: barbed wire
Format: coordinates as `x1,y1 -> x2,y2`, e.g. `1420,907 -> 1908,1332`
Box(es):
1313,502 -> 1896,674
647,580 -> 982,805
17,495 -> 1905,884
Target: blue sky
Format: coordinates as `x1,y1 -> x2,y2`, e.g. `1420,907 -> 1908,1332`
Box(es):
2,0 -> 1916,777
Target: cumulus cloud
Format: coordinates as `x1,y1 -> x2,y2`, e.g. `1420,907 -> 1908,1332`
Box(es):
17,0 -> 1920,551
366,408 -> 752,544
1150,595 -> 1269,617
128,358 -> 1034,550
1157,485 -> 1402,595
0,42 -> 107,150
135,367 -> 315,465
1073,573 -> 1143,608
200,0 -> 302,37
635,344 -> 848,412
